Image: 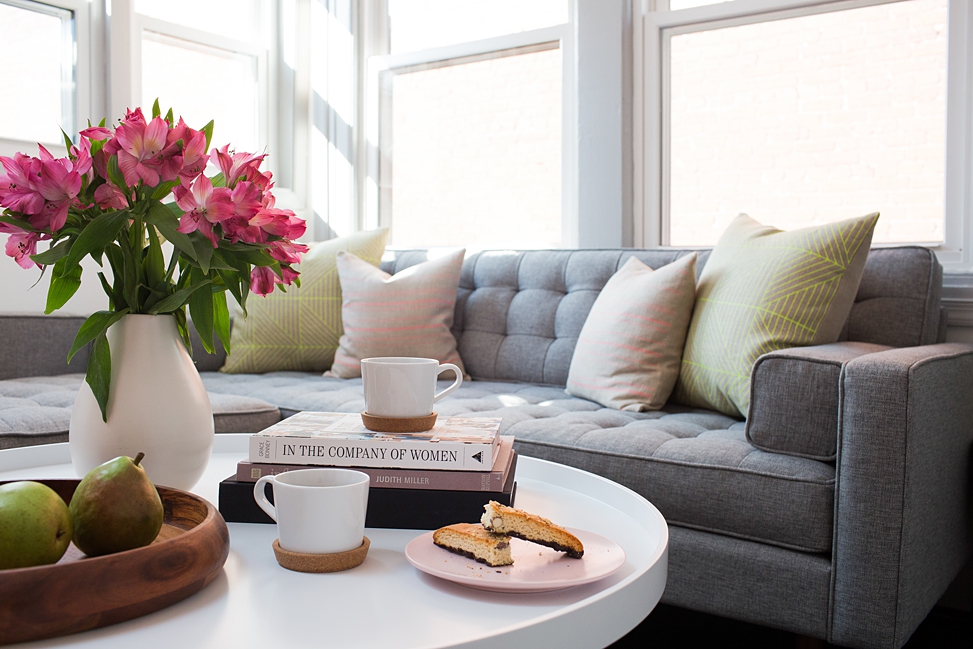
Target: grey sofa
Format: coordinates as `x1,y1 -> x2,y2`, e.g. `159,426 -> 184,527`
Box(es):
1,246 -> 970,649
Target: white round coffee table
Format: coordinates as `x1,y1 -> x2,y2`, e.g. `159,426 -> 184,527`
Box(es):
0,434 -> 668,649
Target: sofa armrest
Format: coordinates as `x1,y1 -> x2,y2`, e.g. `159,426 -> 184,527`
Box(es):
747,342 -> 891,460
831,343 -> 973,648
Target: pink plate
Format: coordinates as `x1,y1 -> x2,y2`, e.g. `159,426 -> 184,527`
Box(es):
404,528 -> 626,593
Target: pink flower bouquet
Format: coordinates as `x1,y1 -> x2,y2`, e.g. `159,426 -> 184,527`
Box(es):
0,102 -> 307,420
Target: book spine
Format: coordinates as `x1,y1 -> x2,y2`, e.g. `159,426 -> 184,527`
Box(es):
236,458 -> 512,492
248,435 -> 498,471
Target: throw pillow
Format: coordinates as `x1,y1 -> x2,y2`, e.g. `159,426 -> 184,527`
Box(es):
673,212 -> 879,418
566,253 -> 698,411
329,248 -> 467,379
221,228 -> 389,373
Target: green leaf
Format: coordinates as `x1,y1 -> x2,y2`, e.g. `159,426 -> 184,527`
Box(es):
115,234 -> 139,310
97,271 -> 119,311
64,210 -> 130,270
191,235 -> 214,274
147,279 -> 212,315
45,260 -> 83,314
144,225 -> 166,289
86,331 -> 112,422
30,239 -> 72,266
0,215 -> 34,232
201,120 -> 215,151
213,290 -> 231,355
174,307 -> 193,352
165,108 -> 174,125
152,98 -> 161,119
150,180 -> 180,201
189,270 -> 215,355
144,201 -> 197,261
107,156 -> 128,192
209,172 -> 226,188
228,247 -> 276,267
61,127 -> 73,151
68,308 -> 130,363
217,268 -> 243,307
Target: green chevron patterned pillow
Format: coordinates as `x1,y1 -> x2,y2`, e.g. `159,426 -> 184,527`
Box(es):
673,213 -> 879,418
221,228 -> 389,373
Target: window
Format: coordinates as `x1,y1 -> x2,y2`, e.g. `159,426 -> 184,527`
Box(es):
364,0 -> 573,248
0,0 -> 80,153
637,0 -> 973,271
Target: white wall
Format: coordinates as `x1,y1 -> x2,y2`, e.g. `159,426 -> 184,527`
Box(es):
0,258 -> 109,316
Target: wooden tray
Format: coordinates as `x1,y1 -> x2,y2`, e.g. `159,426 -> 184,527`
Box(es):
0,479 -> 230,646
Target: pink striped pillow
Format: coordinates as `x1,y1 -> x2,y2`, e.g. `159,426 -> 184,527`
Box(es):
329,249 -> 467,379
566,253 -> 697,411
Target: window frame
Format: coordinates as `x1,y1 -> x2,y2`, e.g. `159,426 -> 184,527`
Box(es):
363,23 -> 578,247
360,1 -> 578,246
634,0 -> 973,273
0,0 -> 92,158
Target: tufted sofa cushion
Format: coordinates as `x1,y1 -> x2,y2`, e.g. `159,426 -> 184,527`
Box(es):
0,375 -> 282,449
381,246 -> 941,389
200,372 -> 834,552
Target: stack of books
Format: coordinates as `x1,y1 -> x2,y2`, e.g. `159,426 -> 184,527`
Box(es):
218,412 -> 517,530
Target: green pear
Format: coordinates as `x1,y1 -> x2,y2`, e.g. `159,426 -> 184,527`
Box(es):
69,452 -> 165,557
0,481 -> 73,570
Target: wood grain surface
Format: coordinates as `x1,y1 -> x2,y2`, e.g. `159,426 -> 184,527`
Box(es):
0,479 -> 230,646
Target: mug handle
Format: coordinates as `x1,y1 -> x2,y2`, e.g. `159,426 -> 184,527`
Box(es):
434,363 -> 463,402
253,476 -> 278,522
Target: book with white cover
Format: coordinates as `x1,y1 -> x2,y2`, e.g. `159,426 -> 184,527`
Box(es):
249,412 -> 502,471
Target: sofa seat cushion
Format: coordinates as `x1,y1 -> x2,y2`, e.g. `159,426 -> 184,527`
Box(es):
201,373 -> 835,553
0,375 -> 281,449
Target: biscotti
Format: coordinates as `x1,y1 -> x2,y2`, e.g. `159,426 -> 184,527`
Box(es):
480,500 -> 584,558
432,523 -> 513,567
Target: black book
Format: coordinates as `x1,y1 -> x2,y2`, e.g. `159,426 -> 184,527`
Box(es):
219,472 -> 516,530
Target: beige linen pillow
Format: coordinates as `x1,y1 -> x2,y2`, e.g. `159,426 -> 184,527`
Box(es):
566,253 -> 698,411
673,212 -> 879,418
221,228 -> 389,373
329,249 -> 467,379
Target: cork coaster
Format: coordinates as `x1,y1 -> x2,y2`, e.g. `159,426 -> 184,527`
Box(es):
361,411 -> 438,433
272,537 -> 370,573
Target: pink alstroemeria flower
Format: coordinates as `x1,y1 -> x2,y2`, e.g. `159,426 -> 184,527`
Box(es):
251,209 -> 307,240
2,229 -> 44,269
0,153 -> 44,215
79,126 -> 112,141
213,145 -> 267,188
249,264 -> 298,296
31,146 -> 85,232
114,110 -> 171,187
266,240 -> 308,265
173,175 -> 234,247
167,119 -> 209,179
94,183 -> 129,210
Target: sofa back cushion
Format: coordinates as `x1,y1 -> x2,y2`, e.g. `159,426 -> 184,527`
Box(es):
380,245 -> 942,387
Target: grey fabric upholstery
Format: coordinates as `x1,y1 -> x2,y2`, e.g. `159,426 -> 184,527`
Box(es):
842,247 -> 942,347
831,343 -> 973,649
0,374 -> 280,447
747,342 -> 891,460
0,316 -> 89,380
662,526 -> 832,639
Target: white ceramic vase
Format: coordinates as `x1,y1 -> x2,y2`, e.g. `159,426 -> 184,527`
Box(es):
69,313 -> 215,490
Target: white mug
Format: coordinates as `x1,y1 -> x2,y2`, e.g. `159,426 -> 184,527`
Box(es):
361,357 -> 463,417
253,468 -> 369,554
